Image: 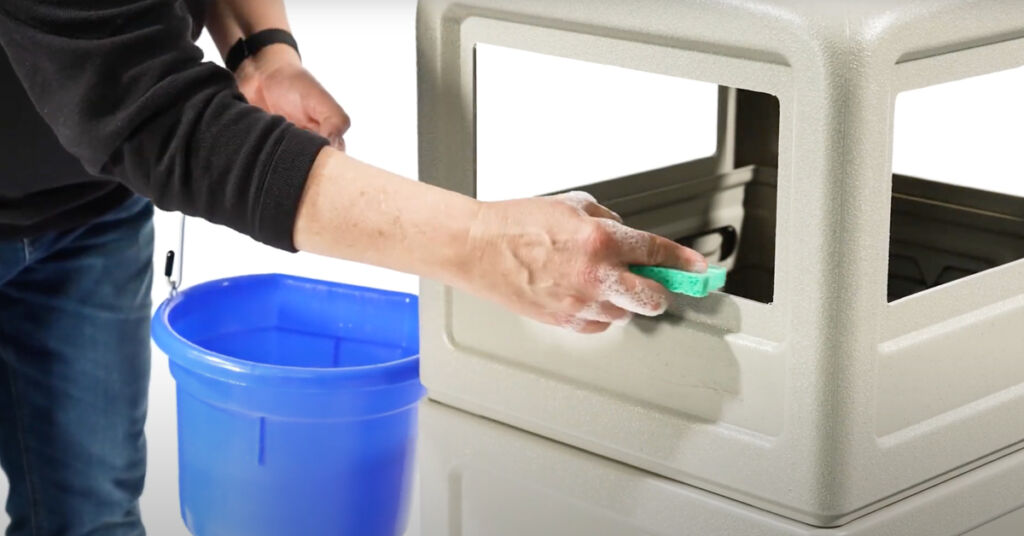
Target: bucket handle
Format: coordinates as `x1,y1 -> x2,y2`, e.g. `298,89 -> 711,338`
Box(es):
163,214 -> 187,297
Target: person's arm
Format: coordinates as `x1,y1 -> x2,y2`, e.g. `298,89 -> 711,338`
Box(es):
205,0 -> 350,149
0,0 -> 706,332
205,0 -> 291,57
296,149 -> 708,333
0,0 -> 323,251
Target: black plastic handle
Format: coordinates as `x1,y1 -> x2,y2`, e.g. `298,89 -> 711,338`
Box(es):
164,251 -> 176,279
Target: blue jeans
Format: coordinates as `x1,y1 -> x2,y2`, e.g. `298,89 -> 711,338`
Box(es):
0,196 -> 153,536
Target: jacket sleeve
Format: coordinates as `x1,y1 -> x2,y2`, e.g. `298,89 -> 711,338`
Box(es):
0,0 -> 328,251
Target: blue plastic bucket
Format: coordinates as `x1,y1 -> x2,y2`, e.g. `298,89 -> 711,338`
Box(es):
151,274 -> 422,536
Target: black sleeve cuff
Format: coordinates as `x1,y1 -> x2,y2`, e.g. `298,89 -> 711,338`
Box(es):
254,127 -> 329,252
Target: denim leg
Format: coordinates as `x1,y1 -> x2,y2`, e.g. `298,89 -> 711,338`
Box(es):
0,197 -> 154,536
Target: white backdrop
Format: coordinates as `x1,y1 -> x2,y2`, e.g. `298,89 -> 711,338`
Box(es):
144,3 -> 421,534
2,1 -> 1024,535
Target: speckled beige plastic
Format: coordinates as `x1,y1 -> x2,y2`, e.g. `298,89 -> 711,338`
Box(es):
419,400 -> 1024,535
416,0 -> 1024,527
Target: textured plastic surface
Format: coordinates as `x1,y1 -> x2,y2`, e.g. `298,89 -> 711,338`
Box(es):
152,274 -> 422,536
630,265 -> 727,297
420,401 -> 1024,536
417,0 -> 1024,527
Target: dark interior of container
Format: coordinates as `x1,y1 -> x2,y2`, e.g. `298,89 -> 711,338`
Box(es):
670,88 -> 780,304
621,87 -> 1024,304
669,167 -> 777,304
671,167 -> 1024,304
887,175 -> 1024,301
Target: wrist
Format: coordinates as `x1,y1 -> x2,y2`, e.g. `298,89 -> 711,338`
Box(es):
225,28 -> 300,74
235,44 -> 301,81
442,198 -> 487,287
251,43 -> 301,67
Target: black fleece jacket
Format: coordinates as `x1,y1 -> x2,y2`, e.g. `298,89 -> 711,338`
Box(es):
0,0 -> 328,250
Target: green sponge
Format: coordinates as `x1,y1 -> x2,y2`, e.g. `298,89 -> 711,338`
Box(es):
629,265 -> 727,298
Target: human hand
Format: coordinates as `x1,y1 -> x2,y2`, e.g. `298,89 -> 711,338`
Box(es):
462,191 -> 707,334
234,45 -> 350,149
292,150 -> 705,334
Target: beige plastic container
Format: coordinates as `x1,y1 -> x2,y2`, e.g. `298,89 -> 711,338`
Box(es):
419,400 -> 1024,535
417,0 -> 1024,526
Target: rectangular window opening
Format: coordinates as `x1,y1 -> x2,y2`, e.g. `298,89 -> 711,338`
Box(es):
890,66 -> 1024,302
475,44 -> 781,304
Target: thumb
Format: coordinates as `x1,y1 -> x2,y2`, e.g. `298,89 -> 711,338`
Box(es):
315,103 -> 351,146
320,116 -> 349,151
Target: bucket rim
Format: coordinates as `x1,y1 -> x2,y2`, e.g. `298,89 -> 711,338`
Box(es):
151,273 -> 420,388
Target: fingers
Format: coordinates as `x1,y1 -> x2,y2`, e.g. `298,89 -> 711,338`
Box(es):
570,320 -> 612,334
307,85 -> 350,149
546,312 -> 613,334
547,290 -> 651,333
600,267 -> 671,317
558,316 -> 612,334
318,112 -> 351,151
584,202 -> 622,223
554,190 -> 596,210
545,301 -> 626,334
554,191 -> 622,222
600,220 -> 707,273
578,301 -> 633,324
645,233 -> 707,273
246,65 -> 351,150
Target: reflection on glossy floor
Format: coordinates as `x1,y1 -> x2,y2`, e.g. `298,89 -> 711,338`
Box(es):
416,401 -> 1024,536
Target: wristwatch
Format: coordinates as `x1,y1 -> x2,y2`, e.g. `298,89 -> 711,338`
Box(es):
224,28 -> 300,72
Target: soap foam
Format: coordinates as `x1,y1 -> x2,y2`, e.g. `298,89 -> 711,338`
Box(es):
563,316 -> 588,332
555,191 -> 598,214
597,265 -> 668,317
598,219 -> 648,261
552,192 -> 668,326
595,220 -> 668,315
578,301 -> 633,324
